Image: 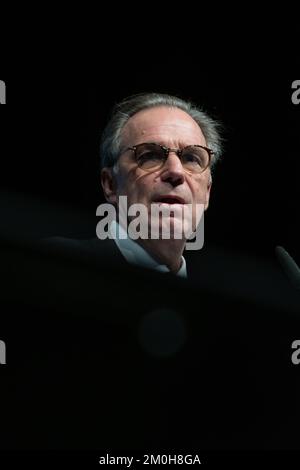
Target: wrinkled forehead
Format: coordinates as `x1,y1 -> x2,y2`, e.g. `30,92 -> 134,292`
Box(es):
121,106 -> 206,147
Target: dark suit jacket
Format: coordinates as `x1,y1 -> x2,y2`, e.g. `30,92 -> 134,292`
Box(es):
39,235 -> 300,314
1,234 -> 299,450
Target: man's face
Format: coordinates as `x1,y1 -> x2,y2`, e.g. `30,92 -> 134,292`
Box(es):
102,106 -> 212,237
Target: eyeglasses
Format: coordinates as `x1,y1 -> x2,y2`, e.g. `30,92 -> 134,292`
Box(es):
125,142 -> 213,174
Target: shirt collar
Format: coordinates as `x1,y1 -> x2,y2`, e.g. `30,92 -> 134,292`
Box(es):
110,220 -> 187,278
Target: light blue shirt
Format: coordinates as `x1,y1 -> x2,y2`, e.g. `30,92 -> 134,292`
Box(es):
110,221 -> 187,278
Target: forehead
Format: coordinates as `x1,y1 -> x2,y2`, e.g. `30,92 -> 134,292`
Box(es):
121,106 -> 206,146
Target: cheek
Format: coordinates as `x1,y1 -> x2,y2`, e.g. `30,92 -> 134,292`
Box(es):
115,172 -> 136,196
198,188 -> 209,204
190,186 -> 205,204
120,180 -> 152,206
132,176 -> 154,199
116,168 -> 156,203
191,178 -> 210,204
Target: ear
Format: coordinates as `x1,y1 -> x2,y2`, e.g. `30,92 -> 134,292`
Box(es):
204,177 -> 212,210
101,167 -> 118,204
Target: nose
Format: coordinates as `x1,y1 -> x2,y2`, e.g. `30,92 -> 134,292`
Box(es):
160,151 -> 185,187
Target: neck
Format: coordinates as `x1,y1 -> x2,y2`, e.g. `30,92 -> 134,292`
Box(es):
136,238 -> 185,273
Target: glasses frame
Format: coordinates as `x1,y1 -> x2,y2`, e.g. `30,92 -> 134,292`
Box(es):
124,142 -> 213,174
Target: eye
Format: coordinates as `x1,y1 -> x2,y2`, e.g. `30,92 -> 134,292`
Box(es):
138,151 -> 162,162
134,143 -> 166,170
182,153 -> 202,165
182,146 -> 210,170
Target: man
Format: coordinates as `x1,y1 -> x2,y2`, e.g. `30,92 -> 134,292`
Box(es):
98,92 -> 223,277
4,93 -> 300,453
40,92 -> 222,281
39,91 -> 299,298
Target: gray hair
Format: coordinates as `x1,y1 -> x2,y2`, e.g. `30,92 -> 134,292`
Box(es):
100,92 -> 223,171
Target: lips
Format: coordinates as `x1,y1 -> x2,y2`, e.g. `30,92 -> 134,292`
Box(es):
153,195 -> 186,204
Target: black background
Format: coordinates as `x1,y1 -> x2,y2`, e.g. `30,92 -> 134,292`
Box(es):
1,25 -> 300,458
1,43 -> 299,263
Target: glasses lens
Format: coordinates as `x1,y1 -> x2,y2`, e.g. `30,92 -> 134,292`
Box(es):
181,146 -> 210,172
135,143 -> 165,170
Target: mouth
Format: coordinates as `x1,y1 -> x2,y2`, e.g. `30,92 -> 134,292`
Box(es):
153,195 -> 186,205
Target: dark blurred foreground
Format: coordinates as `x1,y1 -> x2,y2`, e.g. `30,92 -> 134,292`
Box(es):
0,225 -> 299,452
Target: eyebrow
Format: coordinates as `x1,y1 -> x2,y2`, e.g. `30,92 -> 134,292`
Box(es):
146,140 -> 189,149
156,141 -> 198,150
